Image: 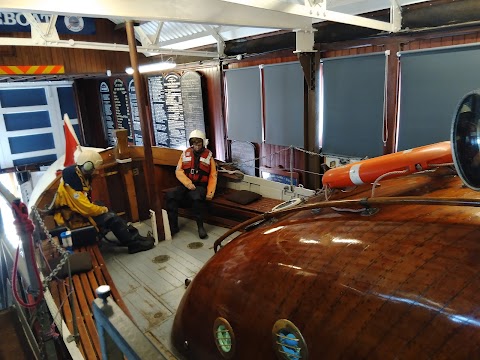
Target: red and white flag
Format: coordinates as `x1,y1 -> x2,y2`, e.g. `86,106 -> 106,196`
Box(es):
63,114 -> 80,167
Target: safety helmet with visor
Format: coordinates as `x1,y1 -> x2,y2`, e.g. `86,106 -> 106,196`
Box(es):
189,130 -> 209,147
75,150 -> 103,175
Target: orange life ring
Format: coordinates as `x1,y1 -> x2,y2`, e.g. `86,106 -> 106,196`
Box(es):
322,141 -> 452,189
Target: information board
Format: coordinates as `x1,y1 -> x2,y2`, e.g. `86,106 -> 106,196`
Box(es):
128,79 -> 143,145
164,72 -> 186,149
112,78 -> 134,144
147,72 -> 206,149
99,81 -> 116,147
181,71 -> 205,139
148,75 -> 169,147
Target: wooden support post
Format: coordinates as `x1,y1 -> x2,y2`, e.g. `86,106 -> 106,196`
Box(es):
299,52 -> 321,190
115,129 -> 139,222
125,21 -> 165,240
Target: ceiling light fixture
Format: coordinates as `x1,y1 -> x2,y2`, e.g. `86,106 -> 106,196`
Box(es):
125,59 -> 176,74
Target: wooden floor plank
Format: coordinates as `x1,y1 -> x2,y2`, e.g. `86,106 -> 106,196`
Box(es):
103,218 -> 233,358
122,286 -> 173,332
92,246 -> 133,319
103,258 -> 142,295
80,272 -> 96,309
73,275 -> 101,358
69,277 -> 97,360
58,280 -> 86,359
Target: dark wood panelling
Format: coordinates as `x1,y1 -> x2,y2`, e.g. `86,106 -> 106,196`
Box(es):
76,79 -> 109,148
260,143 -> 306,184
197,66 -> 225,160
132,160 -> 151,220
0,19 -> 132,74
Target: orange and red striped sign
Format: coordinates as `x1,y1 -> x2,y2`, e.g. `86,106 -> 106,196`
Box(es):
0,65 -> 65,75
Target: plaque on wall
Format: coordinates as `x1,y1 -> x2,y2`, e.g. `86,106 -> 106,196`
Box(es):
99,81 -> 116,147
231,141 -> 256,176
128,79 -> 143,145
112,78 -> 134,144
181,71 -> 205,139
164,72 -> 186,149
148,75 -> 169,147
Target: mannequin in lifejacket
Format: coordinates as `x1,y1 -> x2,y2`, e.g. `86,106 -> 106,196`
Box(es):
166,130 -> 217,239
53,149 -> 155,254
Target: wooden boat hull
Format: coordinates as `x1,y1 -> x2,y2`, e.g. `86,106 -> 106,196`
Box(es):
172,170 -> 480,359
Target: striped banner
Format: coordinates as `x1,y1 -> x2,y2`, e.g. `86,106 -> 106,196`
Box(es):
0,65 -> 65,75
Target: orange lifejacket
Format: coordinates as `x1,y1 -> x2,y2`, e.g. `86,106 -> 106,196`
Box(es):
181,147 -> 212,184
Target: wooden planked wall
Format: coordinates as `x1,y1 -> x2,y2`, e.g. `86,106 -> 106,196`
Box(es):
0,19 -> 132,74
196,65 -> 225,160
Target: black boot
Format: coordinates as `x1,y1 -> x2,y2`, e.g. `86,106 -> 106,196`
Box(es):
127,233 -> 155,254
107,217 -> 154,254
196,219 -> 207,239
167,209 -> 179,236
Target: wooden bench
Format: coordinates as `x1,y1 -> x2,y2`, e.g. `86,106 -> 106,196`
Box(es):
161,187 -> 284,229
43,242 -> 131,360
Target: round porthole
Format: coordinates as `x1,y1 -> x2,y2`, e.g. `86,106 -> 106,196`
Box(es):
272,319 -> 308,360
213,317 -> 235,358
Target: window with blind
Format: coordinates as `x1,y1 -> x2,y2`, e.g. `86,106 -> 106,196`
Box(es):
224,66 -> 263,143
397,44 -> 480,151
263,62 -> 304,147
322,52 -> 387,158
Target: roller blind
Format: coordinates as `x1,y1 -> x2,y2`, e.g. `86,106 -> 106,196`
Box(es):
225,66 -> 262,143
397,44 -> 480,150
263,62 -> 304,147
322,52 -> 386,158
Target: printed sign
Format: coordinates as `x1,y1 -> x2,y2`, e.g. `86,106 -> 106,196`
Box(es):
148,75 -> 169,147
128,79 -> 143,146
164,72 -> 186,149
0,13 -> 96,34
112,78 -> 134,144
181,71 -> 206,140
99,81 -> 116,147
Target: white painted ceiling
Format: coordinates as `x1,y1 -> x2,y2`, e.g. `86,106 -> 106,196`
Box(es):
0,0 -> 433,60
112,0 -> 431,55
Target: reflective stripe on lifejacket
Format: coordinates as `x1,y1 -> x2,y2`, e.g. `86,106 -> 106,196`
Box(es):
182,147 -> 211,183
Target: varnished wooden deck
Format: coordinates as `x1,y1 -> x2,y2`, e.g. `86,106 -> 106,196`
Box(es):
46,244 -> 132,359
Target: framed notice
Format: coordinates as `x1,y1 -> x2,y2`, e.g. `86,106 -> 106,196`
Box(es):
148,75 -> 169,147
112,78 -> 134,144
181,71 -> 205,138
147,72 -> 206,149
164,72 -> 186,149
99,81 -> 116,147
128,79 -> 143,145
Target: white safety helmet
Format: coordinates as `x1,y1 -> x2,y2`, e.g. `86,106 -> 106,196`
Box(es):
75,149 -> 103,174
189,129 -> 209,147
